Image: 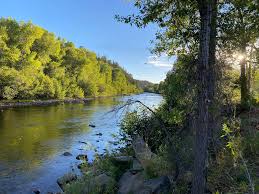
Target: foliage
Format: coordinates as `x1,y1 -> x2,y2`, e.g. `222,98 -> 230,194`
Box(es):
65,153 -> 131,194
0,18 -> 141,100
135,80 -> 161,93
207,118 -> 258,193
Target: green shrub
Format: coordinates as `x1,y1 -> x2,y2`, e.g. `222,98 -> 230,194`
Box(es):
3,86 -> 18,100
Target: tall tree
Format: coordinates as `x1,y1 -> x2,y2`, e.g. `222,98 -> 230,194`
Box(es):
192,1 -> 217,193
116,0 -> 218,193
219,0 -> 259,109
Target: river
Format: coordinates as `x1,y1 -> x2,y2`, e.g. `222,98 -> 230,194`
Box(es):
0,93 -> 163,194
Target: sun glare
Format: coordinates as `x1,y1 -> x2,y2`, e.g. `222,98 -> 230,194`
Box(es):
236,54 -> 245,61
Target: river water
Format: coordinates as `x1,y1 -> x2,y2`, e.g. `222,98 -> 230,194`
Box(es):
0,93 -> 163,194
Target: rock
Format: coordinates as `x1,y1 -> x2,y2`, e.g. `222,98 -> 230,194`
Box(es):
130,159 -> 144,174
118,170 -> 170,194
95,132 -> 103,136
57,172 -> 77,191
94,173 -> 115,189
32,189 -> 40,194
132,136 -> 156,169
62,152 -> 72,156
89,124 -> 96,128
77,162 -> 88,169
79,141 -> 87,144
76,154 -> 88,161
108,140 -> 119,145
143,176 -> 171,193
118,171 -> 145,194
113,156 -> 133,163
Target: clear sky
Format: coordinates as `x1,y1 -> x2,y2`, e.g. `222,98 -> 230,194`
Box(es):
0,0 -> 174,83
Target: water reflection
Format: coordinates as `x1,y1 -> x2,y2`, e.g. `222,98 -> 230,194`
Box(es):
0,93 -> 163,193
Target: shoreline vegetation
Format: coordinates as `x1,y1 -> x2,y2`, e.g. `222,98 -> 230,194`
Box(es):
0,92 -> 163,109
0,95 -> 130,109
0,18 -> 160,102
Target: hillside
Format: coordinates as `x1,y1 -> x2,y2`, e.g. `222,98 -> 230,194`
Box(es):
0,18 -> 141,100
135,80 -> 161,93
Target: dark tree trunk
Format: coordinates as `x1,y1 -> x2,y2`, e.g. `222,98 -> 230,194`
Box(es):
192,0 -> 217,193
240,45 -> 249,110
208,0 -> 218,152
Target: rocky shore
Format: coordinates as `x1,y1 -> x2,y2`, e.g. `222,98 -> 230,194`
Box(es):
54,136 -> 175,194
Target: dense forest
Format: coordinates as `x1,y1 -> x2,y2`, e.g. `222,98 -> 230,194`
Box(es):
0,18 -> 141,100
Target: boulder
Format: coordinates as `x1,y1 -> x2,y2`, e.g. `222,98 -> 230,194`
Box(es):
143,176 -> 171,193
94,173 -> 115,188
118,171 -> 170,194
118,171 -> 145,194
62,152 -> 72,156
57,172 -> 77,191
76,154 -> 88,161
132,136 -> 156,169
130,159 -> 144,174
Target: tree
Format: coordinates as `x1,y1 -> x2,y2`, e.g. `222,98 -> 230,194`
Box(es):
219,0 -> 259,109
116,1 -> 218,193
0,18 -> 140,100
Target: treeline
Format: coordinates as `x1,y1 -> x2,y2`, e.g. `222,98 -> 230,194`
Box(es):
135,80 -> 161,94
0,18 -> 140,100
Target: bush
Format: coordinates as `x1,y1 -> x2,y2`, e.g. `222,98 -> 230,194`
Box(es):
3,86 -> 18,100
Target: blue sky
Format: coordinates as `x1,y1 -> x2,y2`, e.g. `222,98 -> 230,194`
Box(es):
0,0 -> 174,83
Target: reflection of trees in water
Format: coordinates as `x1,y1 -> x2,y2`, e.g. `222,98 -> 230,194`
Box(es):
0,94 -> 162,171
0,103 -> 94,168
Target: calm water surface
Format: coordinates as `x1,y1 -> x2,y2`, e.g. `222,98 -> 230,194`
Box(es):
0,93 -> 163,194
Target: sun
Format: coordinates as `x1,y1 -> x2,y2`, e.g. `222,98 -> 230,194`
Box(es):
236,54 -> 245,61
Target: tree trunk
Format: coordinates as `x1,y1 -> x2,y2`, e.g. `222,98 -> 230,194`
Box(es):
192,0 -> 217,193
240,45 -> 249,110
208,0 -> 218,154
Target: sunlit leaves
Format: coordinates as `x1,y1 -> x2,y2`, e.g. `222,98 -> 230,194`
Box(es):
0,18 -> 140,100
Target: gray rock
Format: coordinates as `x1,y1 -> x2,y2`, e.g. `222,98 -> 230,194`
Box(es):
118,170 -> 170,194
132,136 -> 156,169
76,154 -> 88,161
130,159 -> 144,174
94,173 -> 115,188
32,188 -> 40,194
57,172 -> 77,191
113,156 -> 133,163
62,152 -> 72,156
143,176 -> 171,193
118,171 -> 145,194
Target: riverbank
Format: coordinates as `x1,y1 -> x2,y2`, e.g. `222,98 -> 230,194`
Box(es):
0,94 -> 136,109
61,136 -> 173,194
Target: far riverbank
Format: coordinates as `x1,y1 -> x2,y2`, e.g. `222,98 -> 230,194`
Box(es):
0,94 -> 140,109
